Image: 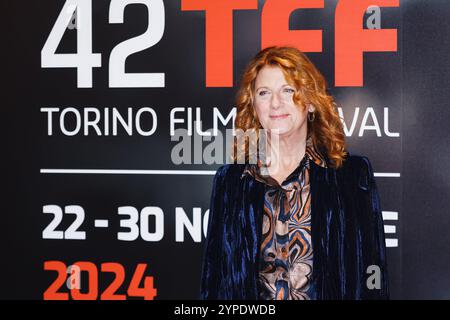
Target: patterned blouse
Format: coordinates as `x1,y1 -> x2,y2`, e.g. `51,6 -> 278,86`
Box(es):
241,136 -> 327,300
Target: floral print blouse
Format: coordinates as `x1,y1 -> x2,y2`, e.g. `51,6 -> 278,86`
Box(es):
241,136 -> 327,300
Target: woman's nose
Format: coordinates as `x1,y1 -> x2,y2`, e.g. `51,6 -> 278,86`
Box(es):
271,92 -> 282,109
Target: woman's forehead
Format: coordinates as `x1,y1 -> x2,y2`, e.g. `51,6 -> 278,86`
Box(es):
255,66 -> 292,88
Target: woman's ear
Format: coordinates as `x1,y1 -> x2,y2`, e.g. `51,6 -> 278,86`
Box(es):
308,104 -> 316,112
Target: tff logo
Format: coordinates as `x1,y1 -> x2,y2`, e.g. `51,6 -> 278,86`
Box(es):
181,0 -> 399,87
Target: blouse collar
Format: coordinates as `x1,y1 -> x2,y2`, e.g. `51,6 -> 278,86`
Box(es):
240,135 -> 328,184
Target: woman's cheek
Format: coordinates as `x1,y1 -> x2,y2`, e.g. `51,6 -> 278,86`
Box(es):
254,104 -> 267,126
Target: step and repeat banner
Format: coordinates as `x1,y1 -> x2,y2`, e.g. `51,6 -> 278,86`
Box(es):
2,0 -> 448,300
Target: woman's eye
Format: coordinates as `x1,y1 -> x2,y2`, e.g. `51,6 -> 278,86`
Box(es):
258,90 -> 268,96
284,88 -> 295,93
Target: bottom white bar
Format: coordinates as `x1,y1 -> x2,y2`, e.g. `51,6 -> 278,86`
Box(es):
385,238 -> 398,247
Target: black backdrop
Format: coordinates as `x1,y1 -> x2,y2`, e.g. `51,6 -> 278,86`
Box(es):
1,0 -> 449,299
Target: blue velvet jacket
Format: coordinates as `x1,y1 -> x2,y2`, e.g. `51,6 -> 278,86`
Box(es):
200,152 -> 389,300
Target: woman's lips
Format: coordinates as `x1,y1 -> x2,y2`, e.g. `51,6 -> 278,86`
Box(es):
269,114 -> 289,119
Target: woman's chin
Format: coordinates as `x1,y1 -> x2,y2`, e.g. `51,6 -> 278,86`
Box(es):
267,127 -> 290,136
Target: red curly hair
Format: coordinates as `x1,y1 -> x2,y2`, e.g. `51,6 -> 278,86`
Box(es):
233,46 -> 347,168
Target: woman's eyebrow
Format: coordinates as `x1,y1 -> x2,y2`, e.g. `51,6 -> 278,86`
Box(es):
255,84 -> 291,91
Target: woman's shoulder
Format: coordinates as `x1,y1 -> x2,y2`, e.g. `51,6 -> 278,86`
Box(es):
210,164 -> 247,199
341,152 -> 375,171
338,151 -> 376,191
211,164 -> 254,195
213,163 -> 247,180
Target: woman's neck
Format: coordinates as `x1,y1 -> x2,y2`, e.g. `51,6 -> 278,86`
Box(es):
265,128 -> 308,172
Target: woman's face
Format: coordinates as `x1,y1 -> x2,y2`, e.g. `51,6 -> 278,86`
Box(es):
253,65 -> 312,136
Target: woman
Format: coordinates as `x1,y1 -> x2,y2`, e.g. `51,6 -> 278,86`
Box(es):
200,46 -> 389,300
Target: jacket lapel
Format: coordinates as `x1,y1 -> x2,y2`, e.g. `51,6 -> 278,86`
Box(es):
310,160 -> 343,299
242,174 -> 266,299
228,166 -> 266,299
